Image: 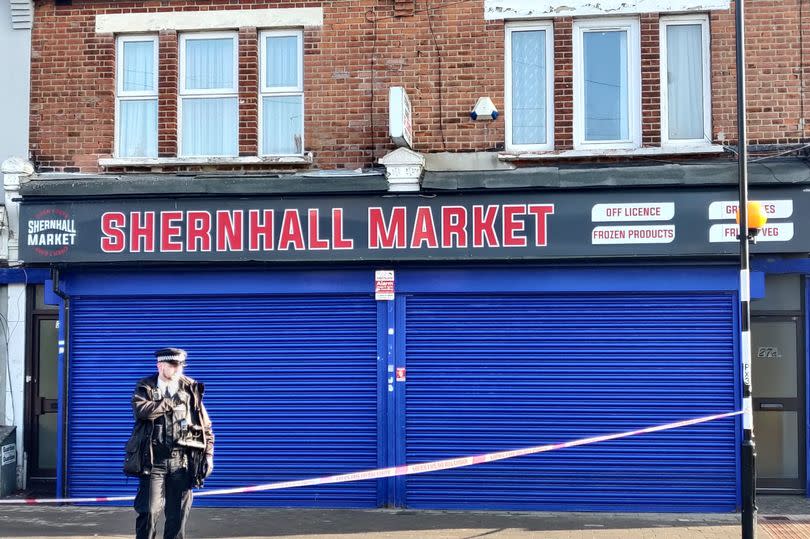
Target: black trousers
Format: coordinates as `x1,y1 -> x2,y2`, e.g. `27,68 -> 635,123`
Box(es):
135,450 -> 193,539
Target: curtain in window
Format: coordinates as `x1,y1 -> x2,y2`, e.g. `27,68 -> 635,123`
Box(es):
511,30 -> 546,145
262,96 -> 303,155
584,30 -> 628,141
182,98 -> 238,156
182,37 -> 237,156
119,100 -> 157,157
266,35 -> 299,88
185,38 -> 234,90
667,24 -> 703,140
122,41 -> 154,92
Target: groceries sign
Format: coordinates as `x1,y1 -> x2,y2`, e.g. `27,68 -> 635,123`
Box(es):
20,187 -> 809,263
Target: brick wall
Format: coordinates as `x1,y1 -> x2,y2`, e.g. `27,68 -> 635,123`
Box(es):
712,0 -> 808,145
640,13 -> 661,148
157,30 -> 178,158
29,0 -> 810,173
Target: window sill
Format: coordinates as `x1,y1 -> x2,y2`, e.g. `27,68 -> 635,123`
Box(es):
498,144 -> 726,161
99,154 -> 313,168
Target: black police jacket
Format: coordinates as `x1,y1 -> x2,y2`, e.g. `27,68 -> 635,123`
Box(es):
124,374 -> 214,487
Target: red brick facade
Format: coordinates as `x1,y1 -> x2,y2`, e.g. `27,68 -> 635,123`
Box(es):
28,0 -> 810,173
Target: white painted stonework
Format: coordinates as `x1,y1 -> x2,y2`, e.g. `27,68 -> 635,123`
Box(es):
2,157 -> 32,265
99,154 -> 313,168
96,8 -> 324,34
3,283 -> 26,488
485,0 -> 730,20
379,148 -> 425,192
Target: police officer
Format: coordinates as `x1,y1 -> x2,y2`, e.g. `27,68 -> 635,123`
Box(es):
129,348 -> 214,539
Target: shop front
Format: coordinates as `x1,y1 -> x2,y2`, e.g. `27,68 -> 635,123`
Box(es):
17,184 -> 810,511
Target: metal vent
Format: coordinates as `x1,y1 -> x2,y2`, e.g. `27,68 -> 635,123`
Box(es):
9,0 -> 33,30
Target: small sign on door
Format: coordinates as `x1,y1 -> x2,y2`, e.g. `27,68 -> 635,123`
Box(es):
396,367 -> 406,382
375,270 -> 395,301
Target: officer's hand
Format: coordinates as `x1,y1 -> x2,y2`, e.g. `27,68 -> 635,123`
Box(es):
205,456 -> 214,478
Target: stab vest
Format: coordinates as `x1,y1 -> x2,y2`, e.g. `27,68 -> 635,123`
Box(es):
153,387 -> 192,455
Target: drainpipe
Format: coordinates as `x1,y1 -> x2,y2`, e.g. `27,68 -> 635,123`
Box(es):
50,269 -> 69,498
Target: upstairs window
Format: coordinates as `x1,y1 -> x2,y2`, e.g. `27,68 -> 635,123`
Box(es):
179,32 -> 239,157
115,35 -> 158,158
573,18 -> 641,150
260,30 -> 304,155
661,15 -> 711,144
504,22 -> 554,151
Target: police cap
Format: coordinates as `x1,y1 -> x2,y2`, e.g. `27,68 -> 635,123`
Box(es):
155,347 -> 187,365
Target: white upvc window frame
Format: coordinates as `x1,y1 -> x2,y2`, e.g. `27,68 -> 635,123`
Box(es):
178,30 -> 239,157
114,34 -> 159,158
660,14 -> 712,147
573,17 -> 641,151
504,21 -> 554,152
259,28 -> 305,156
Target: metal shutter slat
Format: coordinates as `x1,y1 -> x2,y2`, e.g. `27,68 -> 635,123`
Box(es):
68,294 -> 380,508
404,293 -> 737,512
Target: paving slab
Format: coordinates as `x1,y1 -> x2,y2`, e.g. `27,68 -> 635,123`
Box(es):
0,506 -> 744,538
0,493 -> 808,539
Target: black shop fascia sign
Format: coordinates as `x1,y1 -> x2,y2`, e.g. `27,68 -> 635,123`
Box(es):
19,187 -> 808,263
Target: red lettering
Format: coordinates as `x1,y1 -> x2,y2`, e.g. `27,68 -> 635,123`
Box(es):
160,211 -> 183,252
101,212 -> 126,253
625,206 -> 660,217
186,211 -> 212,252
441,206 -> 468,248
472,205 -> 499,248
369,207 -> 407,249
332,208 -> 354,249
216,210 -> 243,251
502,204 -> 527,247
528,204 -> 554,246
248,209 -> 274,251
593,228 -> 626,240
278,209 -> 305,250
130,211 -> 155,252
308,209 -> 329,250
411,206 -> 439,248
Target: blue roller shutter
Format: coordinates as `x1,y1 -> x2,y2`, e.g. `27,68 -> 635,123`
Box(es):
404,293 -> 738,512
68,294 -> 380,507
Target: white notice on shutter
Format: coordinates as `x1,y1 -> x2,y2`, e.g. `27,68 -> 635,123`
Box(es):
375,270 -> 395,301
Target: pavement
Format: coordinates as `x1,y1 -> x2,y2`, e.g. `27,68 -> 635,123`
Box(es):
0,495 -> 807,538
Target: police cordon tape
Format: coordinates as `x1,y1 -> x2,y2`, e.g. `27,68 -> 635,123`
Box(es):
0,410 -> 742,505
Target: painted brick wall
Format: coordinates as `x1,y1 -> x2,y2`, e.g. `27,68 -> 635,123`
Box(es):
29,0 -> 810,173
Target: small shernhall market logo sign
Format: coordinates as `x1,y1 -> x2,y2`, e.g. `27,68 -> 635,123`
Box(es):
28,208 -> 77,256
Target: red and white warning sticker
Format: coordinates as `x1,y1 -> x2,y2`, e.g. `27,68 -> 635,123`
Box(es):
0,410 -> 741,505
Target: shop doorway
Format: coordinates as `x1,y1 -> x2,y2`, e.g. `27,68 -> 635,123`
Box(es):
751,275 -> 806,493
24,285 -> 59,487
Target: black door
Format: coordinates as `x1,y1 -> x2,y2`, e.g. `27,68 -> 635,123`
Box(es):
752,316 -> 806,491
25,285 -> 59,482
